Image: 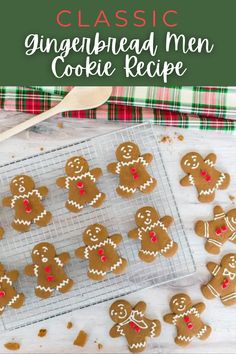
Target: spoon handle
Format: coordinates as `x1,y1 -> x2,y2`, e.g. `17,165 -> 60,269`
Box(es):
0,104 -> 62,142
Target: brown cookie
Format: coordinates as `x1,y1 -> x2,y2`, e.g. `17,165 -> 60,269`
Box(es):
195,206 -> 236,254
180,152 -> 230,203
163,293 -> 211,346
109,299 -> 161,353
56,156 -> 106,213
0,263 -> 25,314
128,206 -> 178,263
107,142 -> 157,198
201,253 -> 236,306
24,242 -> 74,299
75,224 -> 127,281
2,175 -> 52,233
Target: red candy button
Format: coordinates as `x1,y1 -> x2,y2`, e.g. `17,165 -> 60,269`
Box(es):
98,249 -> 104,256
101,255 -> 108,262
151,236 -> 158,243
23,199 -> 29,206
47,275 -> 54,282
222,278 -> 230,289
130,167 -> 137,174
25,207 -> 32,214
77,181 -> 84,189
0,291 -> 5,297
135,326 -> 141,333
44,266 -> 51,273
201,170 -> 207,177
130,322 -> 136,329
215,228 -> 222,236
221,225 -> 228,232
184,316 -> 190,323
149,231 -> 156,237
188,323 -> 193,330
206,175 -> 212,183
133,173 -> 139,180
79,189 -> 86,195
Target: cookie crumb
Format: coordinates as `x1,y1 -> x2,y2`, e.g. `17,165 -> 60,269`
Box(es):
40,147 -> 44,152
57,121 -> 64,129
11,155 -> 15,159
160,136 -> 171,144
94,340 -> 103,350
73,330 -> 88,347
4,342 -> 20,351
38,328 -> 47,337
177,134 -> 184,141
229,195 -> 235,203
67,321 -> 73,329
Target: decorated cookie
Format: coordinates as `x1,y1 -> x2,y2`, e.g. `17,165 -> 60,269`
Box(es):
109,299 -> 161,353
0,263 -> 25,314
163,293 -> 211,346
195,206 -> 236,254
180,152 -> 230,203
107,142 -> 157,198
75,224 -> 127,281
56,156 -> 106,213
25,242 -> 74,299
2,175 -> 52,233
201,253 -> 236,306
128,206 -> 178,263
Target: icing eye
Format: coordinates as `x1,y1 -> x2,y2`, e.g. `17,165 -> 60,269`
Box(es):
140,215 -> 144,219
187,163 -> 191,167
33,250 -> 39,255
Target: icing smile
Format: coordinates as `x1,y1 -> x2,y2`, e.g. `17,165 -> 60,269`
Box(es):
42,257 -> 48,263
118,308 -> 127,319
191,162 -> 199,170
229,257 -> 236,268
144,218 -> 152,225
123,153 -> 131,159
74,166 -> 83,174
90,235 -> 98,242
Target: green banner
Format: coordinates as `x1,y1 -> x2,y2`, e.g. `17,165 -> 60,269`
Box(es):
1,0 -> 235,85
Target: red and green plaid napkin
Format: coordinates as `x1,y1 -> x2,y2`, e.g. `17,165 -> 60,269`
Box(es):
0,86 -> 236,132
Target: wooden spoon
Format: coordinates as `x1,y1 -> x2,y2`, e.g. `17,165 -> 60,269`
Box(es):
0,86 -> 112,142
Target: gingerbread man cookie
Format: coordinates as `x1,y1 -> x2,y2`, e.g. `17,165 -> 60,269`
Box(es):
25,242 -> 74,299
180,152 -> 230,203
195,206 -> 236,254
2,175 -> 52,233
201,253 -> 236,306
109,299 -> 161,353
75,224 -> 127,281
107,142 -> 157,198
128,206 -> 178,263
0,263 -> 25,314
56,156 -> 106,213
163,293 -> 211,346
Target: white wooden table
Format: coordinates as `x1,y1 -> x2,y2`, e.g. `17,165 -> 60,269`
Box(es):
0,111 -> 235,353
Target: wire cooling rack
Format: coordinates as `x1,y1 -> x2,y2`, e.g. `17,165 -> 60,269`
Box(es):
0,123 -> 195,332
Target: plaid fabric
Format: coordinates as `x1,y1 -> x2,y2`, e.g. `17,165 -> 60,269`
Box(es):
30,86 -> 236,120
0,86 -> 236,133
